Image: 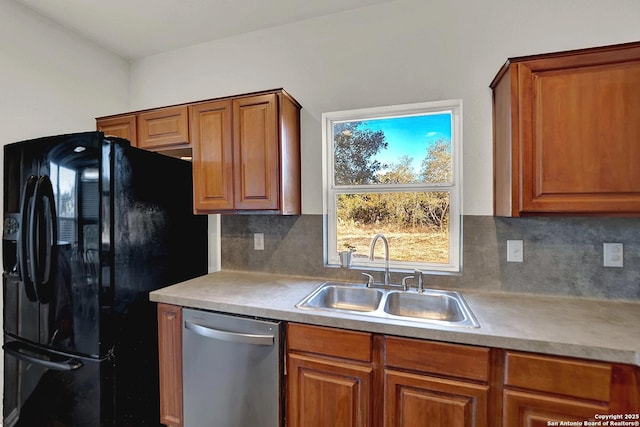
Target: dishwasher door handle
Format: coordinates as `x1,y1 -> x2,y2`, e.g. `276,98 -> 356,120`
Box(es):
184,321 -> 275,346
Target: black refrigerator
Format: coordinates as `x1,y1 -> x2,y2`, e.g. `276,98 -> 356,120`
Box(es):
2,131 -> 208,426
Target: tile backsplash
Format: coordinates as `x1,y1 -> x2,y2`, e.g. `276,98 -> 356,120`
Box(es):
221,215 -> 640,300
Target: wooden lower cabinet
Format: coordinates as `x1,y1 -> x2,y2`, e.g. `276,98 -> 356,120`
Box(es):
286,323 -> 374,427
384,337 -> 491,427
287,324 -> 640,427
503,389 -> 607,427
503,351 -> 640,427
286,323 -> 491,427
385,370 -> 489,427
157,303 -> 183,427
157,318 -> 639,427
288,353 -> 373,427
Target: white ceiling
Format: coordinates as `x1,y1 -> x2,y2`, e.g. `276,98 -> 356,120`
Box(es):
13,0 -> 393,61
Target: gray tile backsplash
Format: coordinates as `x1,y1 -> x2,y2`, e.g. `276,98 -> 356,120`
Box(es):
221,215 -> 640,300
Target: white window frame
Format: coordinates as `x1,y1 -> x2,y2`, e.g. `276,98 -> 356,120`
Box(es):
322,99 -> 463,273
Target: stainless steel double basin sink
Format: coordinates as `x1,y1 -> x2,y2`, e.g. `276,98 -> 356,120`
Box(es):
296,282 -> 479,328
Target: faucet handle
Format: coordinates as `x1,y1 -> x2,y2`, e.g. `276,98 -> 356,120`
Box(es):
414,269 -> 424,292
361,273 -> 375,287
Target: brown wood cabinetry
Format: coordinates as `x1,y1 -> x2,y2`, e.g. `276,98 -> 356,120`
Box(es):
491,41 -> 640,216
157,303 -> 183,427
137,106 -> 189,151
502,351 -> 640,427
384,336 -> 491,427
97,108 -> 190,156
158,317 -> 639,427
190,90 -> 301,214
189,100 -> 234,211
286,323 -> 374,427
96,114 -> 137,146
97,88 -> 301,214
286,324 -> 492,427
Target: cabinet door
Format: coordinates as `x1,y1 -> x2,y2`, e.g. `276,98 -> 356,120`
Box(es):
493,42 -> 640,215
287,353 -> 373,427
157,304 -> 183,427
96,114 -> 137,146
232,94 -> 279,210
138,106 -> 189,151
189,100 -> 234,212
384,370 -> 489,427
519,51 -> 640,214
503,389 -> 607,427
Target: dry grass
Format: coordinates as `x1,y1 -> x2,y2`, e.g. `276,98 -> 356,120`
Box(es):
337,222 -> 449,264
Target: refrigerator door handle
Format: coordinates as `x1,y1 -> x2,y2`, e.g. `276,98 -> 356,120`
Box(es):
30,175 -> 57,302
3,341 -> 83,371
184,320 -> 275,346
18,175 -> 38,301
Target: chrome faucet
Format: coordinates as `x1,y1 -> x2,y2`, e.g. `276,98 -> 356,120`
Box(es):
368,233 -> 391,287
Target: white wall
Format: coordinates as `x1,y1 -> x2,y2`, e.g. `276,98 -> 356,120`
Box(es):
0,0 -> 130,416
130,0 -> 640,216
0,0 -> 130,145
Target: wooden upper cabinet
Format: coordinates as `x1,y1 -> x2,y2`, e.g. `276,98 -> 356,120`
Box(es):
97,89 -> 301,215
491,41 -> 640,216
191,90 -> 301,214
233,94 -> 279,211
189,100 -> 234,211
96,114 -> 137,146
137,106 -> 190,151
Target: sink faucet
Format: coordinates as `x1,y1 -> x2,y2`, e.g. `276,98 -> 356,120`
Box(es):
368,233 -> 391,287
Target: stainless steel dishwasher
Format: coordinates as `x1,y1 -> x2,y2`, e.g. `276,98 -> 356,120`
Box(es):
182,308 -> 282,427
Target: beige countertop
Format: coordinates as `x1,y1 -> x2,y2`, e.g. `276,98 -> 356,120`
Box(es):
149,270 -> 640,366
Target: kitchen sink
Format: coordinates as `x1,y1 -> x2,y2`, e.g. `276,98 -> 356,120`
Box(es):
296,282 -> 479,328
296,283 -> 383,312
383,291 -> 466,322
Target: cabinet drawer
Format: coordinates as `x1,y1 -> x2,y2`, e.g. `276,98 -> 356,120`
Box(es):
505,352 -> 612,401
287,323 -> 372,363
385,336 -> 490,382
138,106 -> 189,150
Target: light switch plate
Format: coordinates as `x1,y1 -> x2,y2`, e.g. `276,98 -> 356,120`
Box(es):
507,240 -> 524,263
603,242 -> 623,267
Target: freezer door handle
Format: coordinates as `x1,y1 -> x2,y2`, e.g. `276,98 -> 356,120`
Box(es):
184,320 -> 275,346
3,341 -> 83,371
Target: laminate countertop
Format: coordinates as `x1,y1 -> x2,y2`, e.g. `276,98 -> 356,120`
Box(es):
149,270 -> 640,366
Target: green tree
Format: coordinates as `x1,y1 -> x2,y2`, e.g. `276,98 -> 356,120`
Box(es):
379,155 -> 416,184
421,138 -> 452,183
420,139 -> 452,229
333,121 -> 387,185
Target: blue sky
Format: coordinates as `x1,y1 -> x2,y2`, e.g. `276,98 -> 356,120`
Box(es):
361,113 -> 451,174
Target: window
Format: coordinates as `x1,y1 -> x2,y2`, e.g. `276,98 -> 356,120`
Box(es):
322,99 -> 462,273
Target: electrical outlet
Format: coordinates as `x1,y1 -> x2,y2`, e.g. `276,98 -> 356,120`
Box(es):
507,240 -> 524,263
254,233 -> 264,251
603,242 -> 623,267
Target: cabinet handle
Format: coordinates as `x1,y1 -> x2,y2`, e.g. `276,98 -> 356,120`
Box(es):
184,320 -> 274,346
